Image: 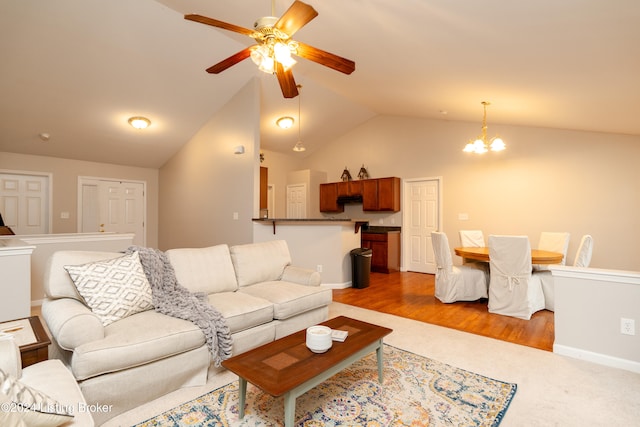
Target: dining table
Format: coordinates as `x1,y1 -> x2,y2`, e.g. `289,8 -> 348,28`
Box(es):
454,247 -> 563,264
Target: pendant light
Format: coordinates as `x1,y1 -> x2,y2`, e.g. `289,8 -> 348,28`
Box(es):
292,84 -> 306,152
463,101 -> 506,154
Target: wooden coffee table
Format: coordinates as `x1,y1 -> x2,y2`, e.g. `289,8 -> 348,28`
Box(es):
222,316 -> 392,426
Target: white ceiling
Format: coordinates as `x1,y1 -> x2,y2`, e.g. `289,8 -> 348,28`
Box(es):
1,0 -> 639,168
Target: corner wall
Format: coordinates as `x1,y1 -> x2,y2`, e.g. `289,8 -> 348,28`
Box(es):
158,79 -> 260,250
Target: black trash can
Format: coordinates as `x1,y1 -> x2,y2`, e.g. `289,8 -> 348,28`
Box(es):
350,248 -> 372,289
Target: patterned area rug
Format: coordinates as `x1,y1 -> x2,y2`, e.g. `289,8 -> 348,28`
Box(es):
135,345 -> 516,426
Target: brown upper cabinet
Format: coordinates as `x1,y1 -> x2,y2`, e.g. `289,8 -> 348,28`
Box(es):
337,180 -> 363,197
319,183 -> 344,213
320,177 -> 400,213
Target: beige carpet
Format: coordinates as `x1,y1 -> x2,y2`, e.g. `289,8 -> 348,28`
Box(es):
104,302 -> 640,426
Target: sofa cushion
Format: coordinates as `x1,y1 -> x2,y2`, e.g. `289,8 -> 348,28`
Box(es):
71,310 -> 205,381
205,292 -> 274,334
0,367 -> 74,427
230,240 -> 291,287
166,245 -> 238,294
64,252 -> 154,326
239,281 -> 333,320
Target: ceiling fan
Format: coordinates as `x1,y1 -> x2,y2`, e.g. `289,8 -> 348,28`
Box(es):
185,0 -> 355,98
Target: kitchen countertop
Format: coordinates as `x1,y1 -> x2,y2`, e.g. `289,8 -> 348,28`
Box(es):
252,218 -> 369,233
361,226 -> 401,234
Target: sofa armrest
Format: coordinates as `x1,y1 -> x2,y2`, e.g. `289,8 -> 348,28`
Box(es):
0,335 -> 22,378
42,298 -> 105,351
281,266 -> 321,286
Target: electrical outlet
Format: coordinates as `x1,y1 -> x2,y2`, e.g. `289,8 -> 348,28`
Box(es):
621,318 -> 635,335
316,265 -> 323,273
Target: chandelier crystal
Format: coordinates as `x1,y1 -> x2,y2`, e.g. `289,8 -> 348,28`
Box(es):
463,101 -> 506,154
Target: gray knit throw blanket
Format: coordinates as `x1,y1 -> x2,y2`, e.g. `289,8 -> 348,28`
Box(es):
126,246 -> 233,366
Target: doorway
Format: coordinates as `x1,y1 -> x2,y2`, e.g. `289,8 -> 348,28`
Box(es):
402,177 -> 442,273
286,183 -> 307,218
78,177 -> 146,246
0,171 -> 52,235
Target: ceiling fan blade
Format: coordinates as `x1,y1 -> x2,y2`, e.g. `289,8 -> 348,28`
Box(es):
295,41 -> 355,75
275,62 -> 299,98
185,14 -> 256,37
206,47 -> 254,74
275,1 -> 318,38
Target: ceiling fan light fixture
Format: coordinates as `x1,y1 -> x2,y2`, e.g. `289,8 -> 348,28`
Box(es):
250,45 -> 275,73
293,141 -> 306,152
274,42 -> 297,69
128,116 -> 151,129
276,116 -> 294,129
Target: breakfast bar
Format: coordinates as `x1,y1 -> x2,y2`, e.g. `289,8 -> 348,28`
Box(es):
253,218 -> 365,288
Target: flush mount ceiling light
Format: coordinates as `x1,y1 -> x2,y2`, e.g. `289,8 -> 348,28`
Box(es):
128,116 -> 151,130
276,116 -> 294,129
463,101 -> 506,154
292,84 -> 305,152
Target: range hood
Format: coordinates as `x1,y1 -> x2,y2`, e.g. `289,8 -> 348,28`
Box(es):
337,194 -> 363,204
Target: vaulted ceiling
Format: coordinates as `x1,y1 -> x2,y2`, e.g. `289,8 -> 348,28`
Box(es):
1,0 -> 639,168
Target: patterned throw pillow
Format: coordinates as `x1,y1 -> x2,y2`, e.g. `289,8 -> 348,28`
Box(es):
0,368 -> 73,427
64,251 -> 154,326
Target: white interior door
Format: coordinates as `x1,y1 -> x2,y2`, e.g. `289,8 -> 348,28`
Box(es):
286,183 -> 307,219
79,177 -> 146,246
404,178 -> 441,273
0,172 -> 50,234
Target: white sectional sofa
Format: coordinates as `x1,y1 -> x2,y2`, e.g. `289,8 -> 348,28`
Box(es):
41,240 -> 332,425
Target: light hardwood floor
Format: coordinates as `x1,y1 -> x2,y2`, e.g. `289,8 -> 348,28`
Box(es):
332,271 -> 554,351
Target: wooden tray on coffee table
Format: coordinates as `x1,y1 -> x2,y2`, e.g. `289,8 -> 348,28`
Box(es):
222,316 -> 392,426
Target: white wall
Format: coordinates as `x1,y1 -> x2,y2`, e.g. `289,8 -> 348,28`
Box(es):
299,115 -> 640,271
158,79 -> 260,250
552,266 -> 640,373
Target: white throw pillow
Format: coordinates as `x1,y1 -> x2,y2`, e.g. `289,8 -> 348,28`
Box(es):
0,368 -> 73,427
64,251 -> 154,326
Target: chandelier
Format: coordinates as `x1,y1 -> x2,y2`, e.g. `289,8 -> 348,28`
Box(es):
463,101 -> 506,154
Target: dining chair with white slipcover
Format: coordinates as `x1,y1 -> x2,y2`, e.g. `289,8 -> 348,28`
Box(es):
573,234 -> 593,267
431,231 -> 488,303
459,230 -> 485,247
533,231 -> 570,271
459,230 -> 486,265
539,234 -> 594,311
488,235 -> 545,320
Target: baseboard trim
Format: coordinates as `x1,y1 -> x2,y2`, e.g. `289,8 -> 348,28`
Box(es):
554,344 -> 640,373
321,281 -> 352,289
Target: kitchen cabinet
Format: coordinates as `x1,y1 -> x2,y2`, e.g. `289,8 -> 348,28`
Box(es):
260,167 -> 268,210
337,180 -> 363,197
362,177 -> 401,212
319,177 -> 401,213
319,183 -> 344,213
361,231 -> 400,273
